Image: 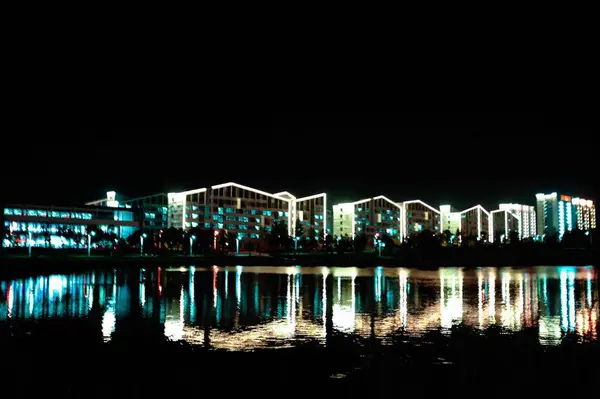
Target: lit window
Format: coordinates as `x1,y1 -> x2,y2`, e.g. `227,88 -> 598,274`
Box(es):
4,208 -> 13,215
251,210 -> 257,215
263,210 -> 272,216
284,212 -> 289,217
218,208 -> 224,215
218,223 -> 223,229
14,209 -> 23,216
255,218 -> 260,223
278,211 -> 283,217
38,210 -> 47,217
204,223 -> 211,228
255,226 -> 260,230
213,215 -> 219,221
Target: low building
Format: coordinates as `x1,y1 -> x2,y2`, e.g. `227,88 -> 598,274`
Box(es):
1,203 -> 139,248
87,191 -> 168,234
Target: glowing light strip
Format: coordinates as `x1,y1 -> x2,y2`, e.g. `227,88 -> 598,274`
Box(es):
323,194 -> 327,238
372,195 -> 402,209
351,198 -> 372,205
274,191 -> 296,199
211,182 -> 290,201
295,193 -> 326,202
181,187 -> 207,195
402,200 -> 440,214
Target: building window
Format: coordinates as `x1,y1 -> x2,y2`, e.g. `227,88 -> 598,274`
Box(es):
204,223 -> 211,228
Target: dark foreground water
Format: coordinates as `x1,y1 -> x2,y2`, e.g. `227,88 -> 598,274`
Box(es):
1,265 -> 598,347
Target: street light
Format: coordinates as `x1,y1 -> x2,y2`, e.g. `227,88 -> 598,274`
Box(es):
88,230 -> 96,257
190,235 -> 196,256
294,236 -> 300,251
140,233 -> 147,256
236,234 -> 240,254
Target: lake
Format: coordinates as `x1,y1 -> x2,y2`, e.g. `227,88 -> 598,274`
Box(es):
1,265 -> 597,349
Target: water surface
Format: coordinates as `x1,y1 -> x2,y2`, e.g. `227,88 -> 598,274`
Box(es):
1,265 -> 597,349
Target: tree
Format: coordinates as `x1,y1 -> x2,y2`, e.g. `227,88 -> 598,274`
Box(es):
295,219 -> 304,239
354,233 -> 367,253
325,234 -> 334,253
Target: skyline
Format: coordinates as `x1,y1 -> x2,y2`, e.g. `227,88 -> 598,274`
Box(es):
2,114 -> 596,209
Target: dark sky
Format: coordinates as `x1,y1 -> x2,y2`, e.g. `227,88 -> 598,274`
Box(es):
3,113 -> 596,210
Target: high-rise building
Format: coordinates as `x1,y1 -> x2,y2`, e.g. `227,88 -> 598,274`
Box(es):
498,203 -> 536,239
536,193 -> 594,237
333,196 -> 402,242
573,197 -> 596,231
402,200 -> 441,237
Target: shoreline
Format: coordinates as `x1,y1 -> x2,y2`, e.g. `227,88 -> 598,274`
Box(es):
0,248 -> 596,277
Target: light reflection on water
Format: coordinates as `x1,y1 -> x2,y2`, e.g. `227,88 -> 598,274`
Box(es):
0,265 -> 597,350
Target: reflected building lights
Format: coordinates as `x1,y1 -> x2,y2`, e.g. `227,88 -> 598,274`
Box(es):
236,266 -> 243,308
560,269 -> 568,332
478,270 -> 483,328
399,269 -> 408,329
440,268 -> 463,329
568,270 -> 575,332
488,270 -> 496,322
213,266 -> 218,308
189,267 -> 196,323
374,266 -> 383,303
587,271 -> 592,308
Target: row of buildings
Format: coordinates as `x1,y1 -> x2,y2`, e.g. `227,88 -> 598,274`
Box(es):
1,182 -> 596,249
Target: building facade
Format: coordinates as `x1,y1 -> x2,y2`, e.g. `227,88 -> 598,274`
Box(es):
459,205 -> 490,239
167,182 -> 327,242
498,203 -> 536,239
333,196 -> 402,242
440,205 -> 461,234
536,193 -> 595,238
2,203 -> 139,248
402,200 -> 441,237
490,209 -> 519,243
573,197 -> 596,231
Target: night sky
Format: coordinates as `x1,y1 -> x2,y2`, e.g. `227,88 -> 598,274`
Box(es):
3,113 -> 596,210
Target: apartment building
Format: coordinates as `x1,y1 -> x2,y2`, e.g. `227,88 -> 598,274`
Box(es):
498,203 -> 536,239
333,196 -> 402,242
167,182 -> 327,241
459,205 -> 490,239
402,200 -> 441,237
490,209 -> 519,243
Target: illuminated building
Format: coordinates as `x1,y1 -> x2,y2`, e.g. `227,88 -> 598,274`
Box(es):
402,200 -> 441,237
498,203 -> 536,239
87,191 -> 169,233
536,193 -> 594,237
167,182 -> 327,241
459,205 -> 490,240
440,205 -> 461,234
333,196 -> 402,242
490,209 -> 519,243
1,203 -> 139,248
572,197 -> 596,231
